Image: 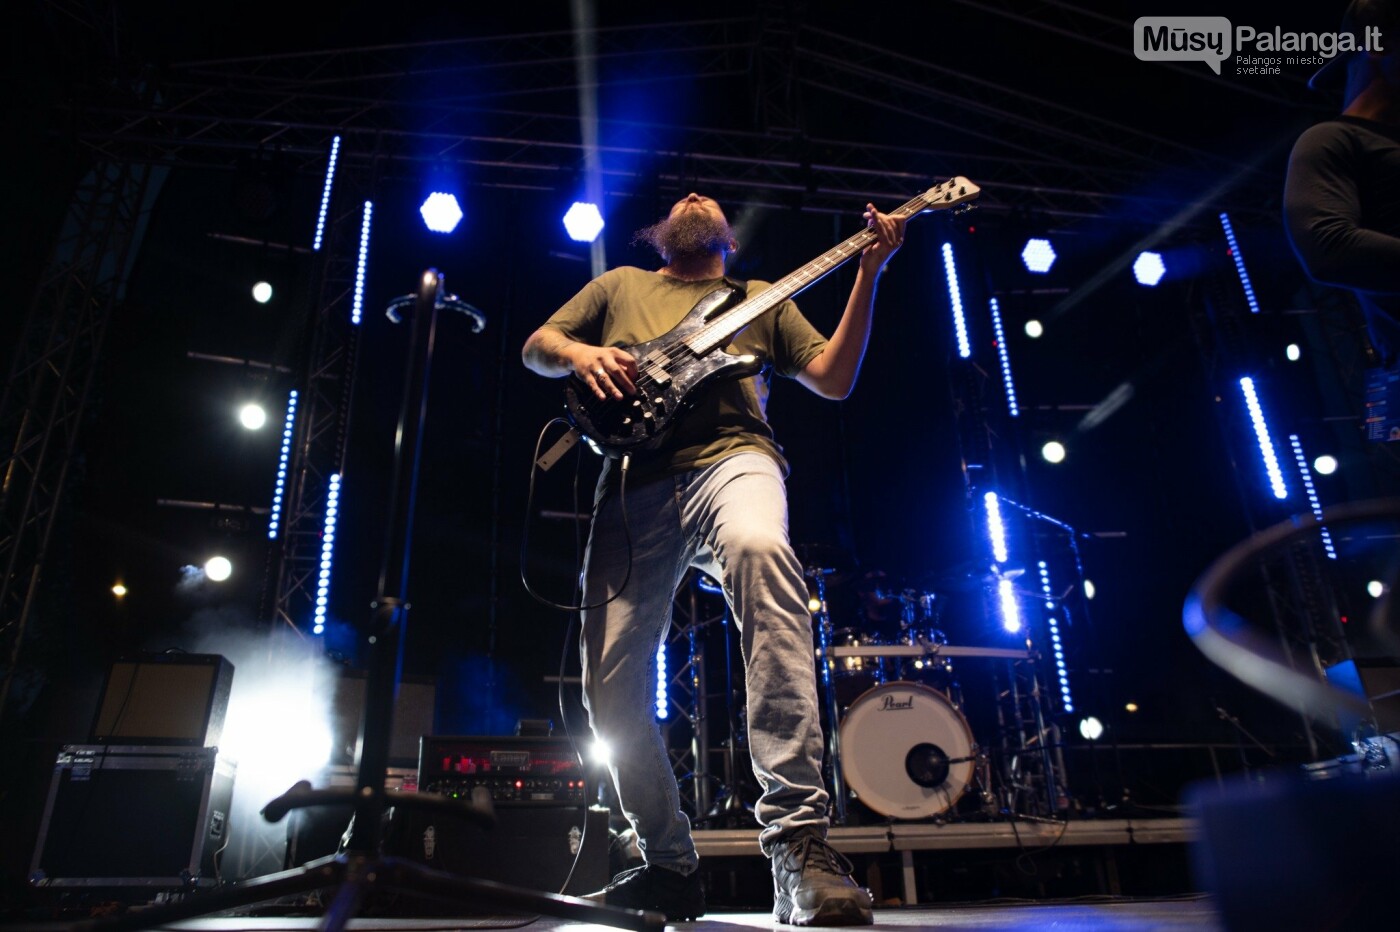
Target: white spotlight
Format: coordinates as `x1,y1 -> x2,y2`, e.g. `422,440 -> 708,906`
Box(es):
563,202 -> 605,243
1367,580 -> 1385,599
1313,455 -> 1338,475
590,739 -> 612,767
419,192 -> 464,234
1041,440 -> 1067,464
252,281 -> 273,304
1079,716 -> 1104,741
1083,579 -> 1096,600
1021,238 -> 1057,273
205,556 -> 233,582
1285,343 -> 1301,362
239,403 -> 267,430
1025,320 -> 1044,338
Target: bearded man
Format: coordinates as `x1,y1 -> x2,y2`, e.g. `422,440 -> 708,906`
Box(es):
522,192 -> 904,925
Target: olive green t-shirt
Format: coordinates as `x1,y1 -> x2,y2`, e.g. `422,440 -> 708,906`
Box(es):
542,266 -> 829,480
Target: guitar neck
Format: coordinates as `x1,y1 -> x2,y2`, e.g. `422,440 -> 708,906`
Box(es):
684,191 -> 931,355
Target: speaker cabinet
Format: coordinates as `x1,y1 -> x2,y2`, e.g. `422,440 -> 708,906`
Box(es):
329,671 -> 437,768
388,803 -> 610,905
90,653 -> 234,747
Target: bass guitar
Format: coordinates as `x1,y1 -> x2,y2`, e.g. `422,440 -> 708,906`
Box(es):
565,177 -> 981,458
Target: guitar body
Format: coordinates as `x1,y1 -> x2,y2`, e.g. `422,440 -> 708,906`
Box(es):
560,176 -> 981,459
564,283 -> 765,458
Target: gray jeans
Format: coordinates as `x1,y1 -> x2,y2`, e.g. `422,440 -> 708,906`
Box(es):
580,451 -> 830,872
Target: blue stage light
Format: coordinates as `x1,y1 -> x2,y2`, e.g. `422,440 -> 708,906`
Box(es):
988,298 -> 1019,417
1239,377 -> 1288,500
942,243 -> 971,359
1021,238 -> 1056,273
266,390 -> 298,540
1220,212 -> 1260,314
312,473 -> 341,635
313,136 -> 341,252
1039,560 -> 1074,713
997,579 -> 1022,634
1288,435 -> 1336,559
984,491 -> 1009,565
420,192 -> 464,234
351,202 -> 373,325
655,643 -> 668,720
1133,251 -> 1166,286
563,202 -> 605,243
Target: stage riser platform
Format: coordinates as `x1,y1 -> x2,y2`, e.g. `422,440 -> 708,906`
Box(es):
692,819 -> 1194,905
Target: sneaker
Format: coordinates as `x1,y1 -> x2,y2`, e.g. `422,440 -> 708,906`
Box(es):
771,831 -> 874,926
582,864 -> 706,921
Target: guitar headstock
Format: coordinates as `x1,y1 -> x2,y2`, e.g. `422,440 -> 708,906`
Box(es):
917,176 -> 981,211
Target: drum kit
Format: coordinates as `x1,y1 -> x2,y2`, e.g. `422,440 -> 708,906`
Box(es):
671,556 -> 1064,828
806,563 -> 1052,824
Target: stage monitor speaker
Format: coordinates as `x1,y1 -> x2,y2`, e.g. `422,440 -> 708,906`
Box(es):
29,745 -> 236,890
90,653 -> 234,747
387,803 -> 610,910
1188,768 -> 1400,931
329,670 -> 437,769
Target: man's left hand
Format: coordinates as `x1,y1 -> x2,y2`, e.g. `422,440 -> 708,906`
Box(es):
860,203 -> 905,274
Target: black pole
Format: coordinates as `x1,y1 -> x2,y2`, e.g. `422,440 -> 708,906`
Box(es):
348,268 -> 442,849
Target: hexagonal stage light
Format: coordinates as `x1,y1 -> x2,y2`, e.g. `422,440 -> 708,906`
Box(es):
419,192 -> 463,234
563,202 -> 605,243
1133,251 -> 1166,287
1021,237 -> 1056,273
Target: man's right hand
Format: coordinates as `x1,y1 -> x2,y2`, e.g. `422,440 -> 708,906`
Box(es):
567,345 -> 638,400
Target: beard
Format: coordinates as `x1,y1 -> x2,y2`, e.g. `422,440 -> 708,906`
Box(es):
633,208 -> 733,262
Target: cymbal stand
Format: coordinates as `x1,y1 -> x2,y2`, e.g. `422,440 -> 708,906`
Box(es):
808,567 -> 848,825
74,271 -> 660,932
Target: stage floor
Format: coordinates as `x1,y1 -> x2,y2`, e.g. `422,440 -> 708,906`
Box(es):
1,898 -> 1224,931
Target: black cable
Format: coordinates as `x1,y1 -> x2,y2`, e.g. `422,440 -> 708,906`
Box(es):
518,417 -> 636,894
519,418 -> 633,612
553,445 -> 589,897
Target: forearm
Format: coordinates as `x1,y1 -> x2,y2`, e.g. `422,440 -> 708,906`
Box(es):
798,266 -> 878,400
522,326 -> 581,377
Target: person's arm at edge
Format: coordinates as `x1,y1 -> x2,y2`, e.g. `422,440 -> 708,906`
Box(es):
1284,125 -> 1400,294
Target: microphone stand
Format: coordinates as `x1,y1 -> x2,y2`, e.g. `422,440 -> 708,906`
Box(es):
76,270 -> 660,932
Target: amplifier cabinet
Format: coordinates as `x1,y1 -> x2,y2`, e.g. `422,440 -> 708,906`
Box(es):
90,653 -> 234,747
387,803 -> 610,903
29,745 -> 235,889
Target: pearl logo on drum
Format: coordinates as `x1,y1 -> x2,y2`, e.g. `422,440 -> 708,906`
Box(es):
879,694 -> 916,711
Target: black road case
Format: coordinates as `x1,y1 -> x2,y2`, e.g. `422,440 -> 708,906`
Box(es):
29,745 -> 236,890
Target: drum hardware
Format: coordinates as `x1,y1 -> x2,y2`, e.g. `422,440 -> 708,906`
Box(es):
807,564 -> 856,825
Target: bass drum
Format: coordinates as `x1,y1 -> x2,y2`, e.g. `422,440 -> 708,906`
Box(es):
838,681 -> 977,819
